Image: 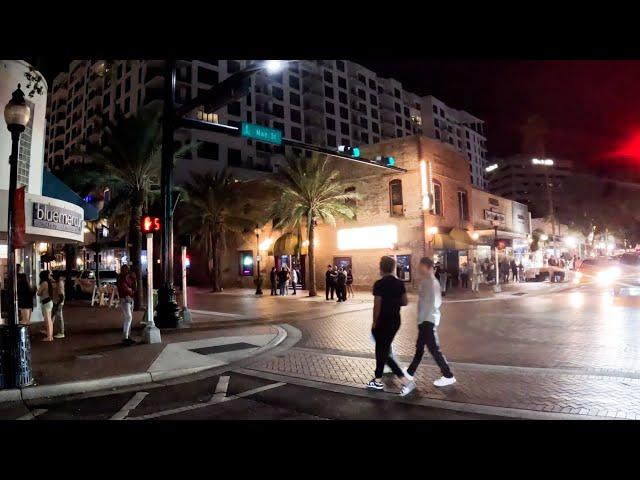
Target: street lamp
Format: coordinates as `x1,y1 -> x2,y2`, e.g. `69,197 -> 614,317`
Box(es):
254,225 -> 263,295
1,85 -> 33,389
532,158 -> 556,254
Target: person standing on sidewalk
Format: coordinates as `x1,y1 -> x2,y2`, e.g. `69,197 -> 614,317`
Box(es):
460,262 -> 470,289
471,258 -> 482,292
117,265 -> 136,346
270,266 -> 277,296
325,264 -> 336,300
291,267 -> 298,295
404,257 -> 456,393
17,264 -> 35,325
278,266 -> 289,296
346,268 -> 354,299
37,270 -> 55,342
336,267 -> 347,302
53,275 -> 66,339
366,256 -> 413,393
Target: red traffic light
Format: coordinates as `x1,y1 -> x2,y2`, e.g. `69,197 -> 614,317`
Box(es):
142,216 -> 161,234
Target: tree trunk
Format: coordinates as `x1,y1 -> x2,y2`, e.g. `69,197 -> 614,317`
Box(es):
307,222 -> 317,297
211,231 -> 222,292
129,194 -> 144,310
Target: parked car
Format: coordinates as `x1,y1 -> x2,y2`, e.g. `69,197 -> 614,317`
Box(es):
74,269 -> 118,296
574,256 -> 622,290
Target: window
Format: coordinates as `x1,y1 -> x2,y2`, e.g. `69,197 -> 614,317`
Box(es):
361,132 -> 369,143
198,141 -> 219,160
239,251 -> 254,276
327,134 -> 336,147
368,79 -> 376,90
289,75 -> 300,90
323,70 -> 333,83
291,126 -> 302,140
325,101 -> 335,115
396,254 -> 411,282
271,86 -> 284,101
324,85 -> 334,98
326,117 -> 336,130
336,60 -> 345,72
227,60 -> 241,74
338,76 -> 347,89
290,92 -> 300,106
340,122 -> 349,135
339,106 -> 349,119
395,103 -> 401,113
389,179 -> 404,216
198,67 -> 218,85
370,94 -> 378,106
338,91 -> 348,104
272,103 -> 284,118
228,148 -> 242,167
372,122 -> 379,134
433,181 -> 443,216
290,109 -> 301,123
457,190 -> 469,221
432,104 -> 438,114
227,101 -> 241,116
394,88 -> 401,98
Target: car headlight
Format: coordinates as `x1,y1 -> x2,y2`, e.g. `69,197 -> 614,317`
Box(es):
610,266 -> 622,279
597,268 -> 619,286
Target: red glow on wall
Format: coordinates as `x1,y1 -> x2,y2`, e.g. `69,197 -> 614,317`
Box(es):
607,128 -> 640,165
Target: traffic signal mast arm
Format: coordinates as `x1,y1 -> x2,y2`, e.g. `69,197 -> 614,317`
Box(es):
177,117 -> 407,173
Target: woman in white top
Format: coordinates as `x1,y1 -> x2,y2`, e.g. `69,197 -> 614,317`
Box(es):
37,270 -> 55,341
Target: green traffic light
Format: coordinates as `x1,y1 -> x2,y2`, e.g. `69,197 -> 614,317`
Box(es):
387,156 -> 395,166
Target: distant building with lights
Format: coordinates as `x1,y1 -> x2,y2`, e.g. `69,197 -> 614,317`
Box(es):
45,60 -> 489,187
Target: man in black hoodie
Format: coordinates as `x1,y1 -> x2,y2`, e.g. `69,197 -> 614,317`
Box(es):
325,264 -> 336,300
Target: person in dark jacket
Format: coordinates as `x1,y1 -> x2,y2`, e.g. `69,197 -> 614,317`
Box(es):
269,267 -> 277,295
277,267 -> 289,296
346,268 -> 354,299
325,264 -> 336,300
336,267 -> 347,302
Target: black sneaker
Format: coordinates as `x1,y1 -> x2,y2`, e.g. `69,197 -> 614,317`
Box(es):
122,338 -> 137,346
366,379 -> 384,391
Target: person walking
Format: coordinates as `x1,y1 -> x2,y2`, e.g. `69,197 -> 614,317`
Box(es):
346,268 -> 354,299
270,266 -> 277,296
336,267 -> 347,302
366,256 -> 413,393
17,264 -> 35,326
404,257 -> 456,393
37,270 -> 54,342
471,258 -> 481,292
53,275 -> 66,339
460,262 -> 470,289
435,262 -> 448,297
117,265 -> 136,346
518,261 -> 525,282
325,264 -> 336,300
510,258 -> 518,282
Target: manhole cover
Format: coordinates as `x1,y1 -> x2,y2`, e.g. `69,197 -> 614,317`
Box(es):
190,342 -> 259,355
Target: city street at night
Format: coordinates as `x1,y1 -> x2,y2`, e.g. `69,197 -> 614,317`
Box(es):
5,281 -> 640,420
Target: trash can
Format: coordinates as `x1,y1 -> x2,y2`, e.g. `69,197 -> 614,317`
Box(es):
0,324 -> 34,389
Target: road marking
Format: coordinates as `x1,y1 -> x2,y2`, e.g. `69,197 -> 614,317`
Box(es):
190,309 -> 246,318
214,375 -> 230,397
110,391 -> 149,420
129,380 -> 286,420
16,409 -> 47,420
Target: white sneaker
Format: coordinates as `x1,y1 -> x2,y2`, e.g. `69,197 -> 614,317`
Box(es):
399,381 -> 416,397
433,376 -> 456,387
403,369 -> 414,381
54,333 -> 65,339
383,365 -> 393,374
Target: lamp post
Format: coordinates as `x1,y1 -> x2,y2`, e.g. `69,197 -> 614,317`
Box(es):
254,225 -> 263,295
492,220 -> 501,293
532,158 -> 556,255
1,85 -> 34,389
156,60 -> 287,327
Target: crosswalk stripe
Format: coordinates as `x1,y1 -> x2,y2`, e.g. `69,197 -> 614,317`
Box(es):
110,392 -> 149,420
214,375 -> 230,396
16,409 -> 47,420
129,380 -> 286,420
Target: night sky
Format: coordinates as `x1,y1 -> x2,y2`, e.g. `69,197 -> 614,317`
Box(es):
35,58 -> 640,177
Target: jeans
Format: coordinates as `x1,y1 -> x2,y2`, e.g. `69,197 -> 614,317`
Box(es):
121,297 -> 133,339
372,324 -> 404,379
54,304 -> 64,335
270,282 -> 277,295
461,274 -> 469,288
407,322 -> 453,378
279,282 -> 286,296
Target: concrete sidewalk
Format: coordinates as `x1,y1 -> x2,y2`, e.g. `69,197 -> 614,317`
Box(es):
0,301 -> 286,403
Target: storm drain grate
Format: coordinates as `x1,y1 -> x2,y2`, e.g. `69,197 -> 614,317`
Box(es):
190,342 -> 259,356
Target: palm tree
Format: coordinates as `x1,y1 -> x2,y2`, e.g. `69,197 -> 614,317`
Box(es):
180,169 -> 259,292
270,154 -> 358,296
82,105 -> 190,308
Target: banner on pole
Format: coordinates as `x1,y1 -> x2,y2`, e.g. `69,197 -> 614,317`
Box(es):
14,186 -> 26,248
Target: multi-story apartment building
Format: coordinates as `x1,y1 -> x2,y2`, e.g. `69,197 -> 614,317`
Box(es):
420,95 -> 488,190
487,154 -> 574,219
45,60 -> 488,187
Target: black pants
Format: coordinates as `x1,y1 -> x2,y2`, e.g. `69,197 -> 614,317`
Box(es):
326,283 -> 335,300
336,284 -> 346,301
292,281 -> 297,295
461,274 -> 469,288
407,322 -> 453,378
270,282 -> 277,295
372,324 -> 404,379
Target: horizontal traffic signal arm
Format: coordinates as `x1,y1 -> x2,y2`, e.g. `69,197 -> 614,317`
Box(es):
178,117 -> 407,173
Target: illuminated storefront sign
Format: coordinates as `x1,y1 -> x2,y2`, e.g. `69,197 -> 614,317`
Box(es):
337,225 -> 398,250
32,202 -> 83,234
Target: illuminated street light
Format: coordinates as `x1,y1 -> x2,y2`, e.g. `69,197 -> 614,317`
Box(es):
485,163 -> 498,172
428,226 -> 439,236
471,232 -> 480,241
532,158 -> 554,166
540,234 -> 549,241
264,60 -> 285,74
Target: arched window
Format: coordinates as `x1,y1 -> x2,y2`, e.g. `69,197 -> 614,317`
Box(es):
458,190 -> 469,221
389,179 -> 404,216
433,180 -> 443,216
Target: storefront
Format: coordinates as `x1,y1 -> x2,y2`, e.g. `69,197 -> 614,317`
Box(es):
431,227 -> 476,284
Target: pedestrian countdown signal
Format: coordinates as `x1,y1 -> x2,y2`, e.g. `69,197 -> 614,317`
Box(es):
142,216 -> 161,234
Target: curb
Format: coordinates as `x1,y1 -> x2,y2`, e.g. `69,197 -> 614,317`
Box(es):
0,325 -> 288,404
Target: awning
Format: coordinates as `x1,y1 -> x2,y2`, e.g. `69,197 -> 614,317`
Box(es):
433,228 -> 476,251
474,229 -> 527,240
42,170 -> 99,221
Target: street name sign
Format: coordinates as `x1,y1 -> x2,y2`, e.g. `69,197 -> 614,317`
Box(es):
240,122 -> 282,145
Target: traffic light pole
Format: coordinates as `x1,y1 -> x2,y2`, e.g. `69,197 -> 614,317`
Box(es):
156,60 -> 181,328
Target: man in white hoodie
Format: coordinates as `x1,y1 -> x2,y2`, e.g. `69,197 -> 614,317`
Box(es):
401,257 -> 456,396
